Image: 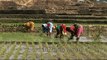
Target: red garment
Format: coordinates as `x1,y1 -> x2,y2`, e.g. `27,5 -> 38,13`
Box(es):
61,24 -> 67,33
70,25 -> 84,38
70,25 -> 75,32
47,23 -> 50,28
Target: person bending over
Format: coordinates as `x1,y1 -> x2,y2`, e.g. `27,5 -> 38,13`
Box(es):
66,23 -> 84,42
55,24 -> 67,38
24,20 -> 35,32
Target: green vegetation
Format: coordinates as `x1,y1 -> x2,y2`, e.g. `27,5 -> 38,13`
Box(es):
0,32 -> 63,42
0,23 -> 107,42
0,42 -> 7,57
4,42 -> 16,59
22,42 -> 29,59
1,32 -> 37,42
0,22 -> 107,59
13,42 -> 22,59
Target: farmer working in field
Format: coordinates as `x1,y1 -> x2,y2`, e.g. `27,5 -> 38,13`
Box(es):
24,20 -> 35,32
42,23 -> 48,33
55,24 -> 67,38
66,23 -> 84,42
47,19 -> 54,36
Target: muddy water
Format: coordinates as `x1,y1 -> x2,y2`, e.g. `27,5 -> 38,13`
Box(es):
69,33 -> 107,42
0,42 -> 107,60
75,36 -> 107,42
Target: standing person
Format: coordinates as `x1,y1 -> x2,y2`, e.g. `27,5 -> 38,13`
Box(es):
66,23 -> 84,42
47,19 -> 54,36
55,24 -> 67,38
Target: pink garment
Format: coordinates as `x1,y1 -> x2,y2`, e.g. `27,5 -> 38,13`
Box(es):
70,25 -> 84,38
76,25 -> 83,38
70,25 -> 75,32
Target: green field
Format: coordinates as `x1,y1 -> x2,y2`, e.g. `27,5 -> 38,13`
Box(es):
0,22 -> 107,59
0,42 -> 107,60
0,11 -> 107,59
0,32 -> 57,42
0,23 -> 107,42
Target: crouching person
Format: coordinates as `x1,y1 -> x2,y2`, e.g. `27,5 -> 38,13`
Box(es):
47,20 -> 54,37
67,23 -> 84,42
24,20 -> 35,32
55,24 -> 67,38
42,23 -> 48,33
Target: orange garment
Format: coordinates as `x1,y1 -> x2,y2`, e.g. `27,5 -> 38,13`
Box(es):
24,21 -> 35,31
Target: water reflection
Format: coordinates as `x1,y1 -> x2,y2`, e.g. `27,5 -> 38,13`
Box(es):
81,25 -> 107,42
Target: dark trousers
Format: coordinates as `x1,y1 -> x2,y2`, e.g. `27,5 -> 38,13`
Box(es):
42,25 -> 48,33
55,27 -> 63,38
24,25 -> 31,32
66,27 -> 79,41
66,27 -> 74,39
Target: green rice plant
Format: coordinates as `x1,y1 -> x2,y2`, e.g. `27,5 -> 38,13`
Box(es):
39,42 -> 44,59
0,43 -> 4,50
58,42 -> 70,59
0,42 -> 7,57
82,43 -> 103,59
78,43 -> 105,59
66,43 -> 83,59
0,42 -> 107,59
14,42 -> 22,59
25,42 -> 36,60
52,42 -> 65,60
22,42 -> 29,59
25,42 -> 33,59
64,42 -> 76,59
45,42 -> 56,59
100,44 -> 107,52
95,44 -> 107,58
77,43 -> 95,59
74,43 -> 90,59
31,42 -> 37,60
4,42 -> 16,59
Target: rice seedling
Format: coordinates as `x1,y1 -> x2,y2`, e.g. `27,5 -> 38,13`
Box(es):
0,43 -> 4,49
39,42 -> 44,59
64,42 -> 75,59
21,42 -> 29,59
82,43 -> 103,59
13,42 -> 22,59
0,42 -> 106,59
91,44 -> 107,59
52,42 -> 65,60
0,42 -> 8,58
58,42 -> 70,59
97,44 -> 107,58
4,42 -> 16,59
45,42 -> 57,59
31,42 -> 36,60
77,43 -> 96,59
68,43 -> 84,59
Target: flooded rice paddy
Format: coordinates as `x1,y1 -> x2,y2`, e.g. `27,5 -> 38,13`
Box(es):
0,42 -> 107,60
